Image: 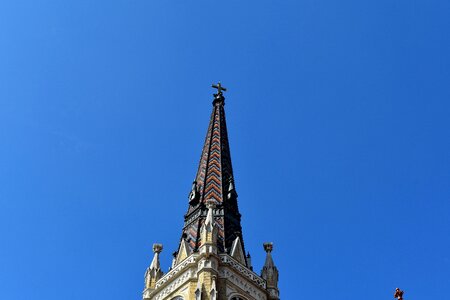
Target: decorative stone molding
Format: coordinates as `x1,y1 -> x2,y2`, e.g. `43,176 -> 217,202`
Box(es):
219,255 -> 266,288
155,255 -> 197,289
153,269 -> 195,300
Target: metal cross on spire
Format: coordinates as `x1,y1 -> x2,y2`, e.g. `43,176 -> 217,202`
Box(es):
212,82 -> 227,95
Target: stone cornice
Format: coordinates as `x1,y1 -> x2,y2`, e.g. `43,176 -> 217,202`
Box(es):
155,255 -> 197,289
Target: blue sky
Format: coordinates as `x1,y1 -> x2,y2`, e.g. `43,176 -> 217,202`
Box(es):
1,0 -> 449,299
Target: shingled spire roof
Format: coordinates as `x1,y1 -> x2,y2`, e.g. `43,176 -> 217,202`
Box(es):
180,83 -> 245,256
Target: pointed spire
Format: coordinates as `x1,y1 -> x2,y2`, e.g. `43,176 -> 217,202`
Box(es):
262,243 -> 275,269
144,244 -> 164,290
181,83 -> 245,254
261,242 -> 280,300
150,244 -> 162,270
194,83 -> 233,205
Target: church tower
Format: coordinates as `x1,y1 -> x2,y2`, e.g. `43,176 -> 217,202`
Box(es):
143,84 -> 280,300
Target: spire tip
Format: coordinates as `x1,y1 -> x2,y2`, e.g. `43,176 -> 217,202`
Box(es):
212,82 -> 227,105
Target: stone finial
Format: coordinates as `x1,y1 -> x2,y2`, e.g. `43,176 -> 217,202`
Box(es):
206,199 -> 217,209
153,243 -> 163,254
263,242 -> 273,253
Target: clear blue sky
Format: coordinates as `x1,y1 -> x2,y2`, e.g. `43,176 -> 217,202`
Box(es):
0,1 -> 449,299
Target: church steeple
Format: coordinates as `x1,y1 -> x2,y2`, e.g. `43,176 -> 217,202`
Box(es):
181,83 -> 244,256
143,84 -> 280,300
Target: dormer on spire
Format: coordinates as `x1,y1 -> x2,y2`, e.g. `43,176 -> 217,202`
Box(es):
144,244 -> 164,292
188,181 -> 199,205
261,242 -> 280,300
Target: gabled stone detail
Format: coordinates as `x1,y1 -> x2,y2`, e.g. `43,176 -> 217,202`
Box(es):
155,255 -> 197,290
230,236 -> 246,266
176,239 -> 191,265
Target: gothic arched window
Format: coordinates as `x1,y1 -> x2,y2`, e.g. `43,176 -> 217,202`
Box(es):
171,297 -> 183,300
